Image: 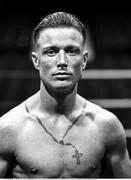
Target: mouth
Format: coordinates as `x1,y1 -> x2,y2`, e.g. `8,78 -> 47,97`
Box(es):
53,71 -> 71,75
53,71 -> 72,79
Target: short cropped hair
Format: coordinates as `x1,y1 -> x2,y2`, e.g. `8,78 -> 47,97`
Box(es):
32,12 -> 87,50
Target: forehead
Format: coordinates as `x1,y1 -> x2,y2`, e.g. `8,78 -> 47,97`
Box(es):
37,27 -> 83,48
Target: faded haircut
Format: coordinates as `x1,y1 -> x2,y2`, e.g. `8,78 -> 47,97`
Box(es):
31,12 -> 87,51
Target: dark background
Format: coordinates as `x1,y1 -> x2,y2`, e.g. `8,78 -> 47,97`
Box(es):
0,2 -> 131,156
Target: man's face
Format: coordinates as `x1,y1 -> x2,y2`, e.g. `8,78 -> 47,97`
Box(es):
32,27 -> 87,94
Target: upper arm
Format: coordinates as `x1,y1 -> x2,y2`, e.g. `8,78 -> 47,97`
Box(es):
0,118 -> 15,177
101,113 -> 131,178
107,149 -> 131,178
0,157 -> 11,177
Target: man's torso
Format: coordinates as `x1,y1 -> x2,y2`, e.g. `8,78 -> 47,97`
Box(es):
2,95 -> 108,178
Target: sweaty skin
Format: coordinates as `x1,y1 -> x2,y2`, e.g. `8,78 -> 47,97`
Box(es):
0,92 -> 130,178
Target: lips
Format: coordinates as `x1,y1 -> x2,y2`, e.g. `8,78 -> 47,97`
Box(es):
53,71 -> 71,76
53,71 -> 72,79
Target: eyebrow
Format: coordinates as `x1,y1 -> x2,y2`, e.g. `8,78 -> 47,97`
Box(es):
42,45 -> 81,50
41,46 -> 59,52
64,45 -> 81,50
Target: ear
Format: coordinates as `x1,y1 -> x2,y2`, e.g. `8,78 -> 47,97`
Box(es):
32,52 -> 39,70
82,51 -> 88,69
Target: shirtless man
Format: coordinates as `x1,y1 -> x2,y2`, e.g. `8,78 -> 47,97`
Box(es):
0,12 -> 131,178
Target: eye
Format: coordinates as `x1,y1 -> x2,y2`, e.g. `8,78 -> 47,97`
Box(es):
46,49 -> 58,57
42,48 -> 58,57
66,48 -> 80,56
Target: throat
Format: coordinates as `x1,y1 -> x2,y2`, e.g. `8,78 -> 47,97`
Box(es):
40,84 -> 78,116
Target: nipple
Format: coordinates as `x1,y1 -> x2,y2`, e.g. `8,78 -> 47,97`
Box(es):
92,165 -> 96,169
31,169 -> 37,175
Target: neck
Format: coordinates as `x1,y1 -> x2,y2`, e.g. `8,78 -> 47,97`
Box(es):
39,83 -> 78,116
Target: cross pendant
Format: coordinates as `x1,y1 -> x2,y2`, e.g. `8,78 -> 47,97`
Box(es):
59,140 -> 64,145
72,149 -> 83,165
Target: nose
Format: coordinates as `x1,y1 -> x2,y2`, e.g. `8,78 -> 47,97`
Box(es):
57,50 -> 68,69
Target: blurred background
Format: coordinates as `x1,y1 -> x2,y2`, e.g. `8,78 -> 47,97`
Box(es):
0,2 -> 131,156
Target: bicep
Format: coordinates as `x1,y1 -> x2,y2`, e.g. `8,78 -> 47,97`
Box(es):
106,148 -> 131,178
0,156 -> 10,177
100,111 -> 131,177
0,122 -> 15,177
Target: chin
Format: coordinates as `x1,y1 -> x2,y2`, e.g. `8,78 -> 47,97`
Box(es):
54,86 -> 74,95
47,83 -> 76,97
42,79 -> 77,96
53,81 -> 74,90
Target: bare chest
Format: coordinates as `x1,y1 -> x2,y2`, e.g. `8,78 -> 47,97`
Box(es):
13,122 -> 105,178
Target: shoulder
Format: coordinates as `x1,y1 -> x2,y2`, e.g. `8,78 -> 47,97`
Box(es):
0,101 -> 27,129
0,92 -> 39,153
0,99 -> 29,134
0,92 -> 40,154
94,105 -> 125,141
0,91 -> 40,140
0,101 -> 26,153
83,98 -> 126,148
83,97 -> 123,131
0,92 -> 39,129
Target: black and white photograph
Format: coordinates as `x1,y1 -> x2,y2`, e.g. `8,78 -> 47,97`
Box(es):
0,2 -> 131,178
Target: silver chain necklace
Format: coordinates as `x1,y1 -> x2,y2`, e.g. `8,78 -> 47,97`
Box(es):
25,102 -> 86,165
